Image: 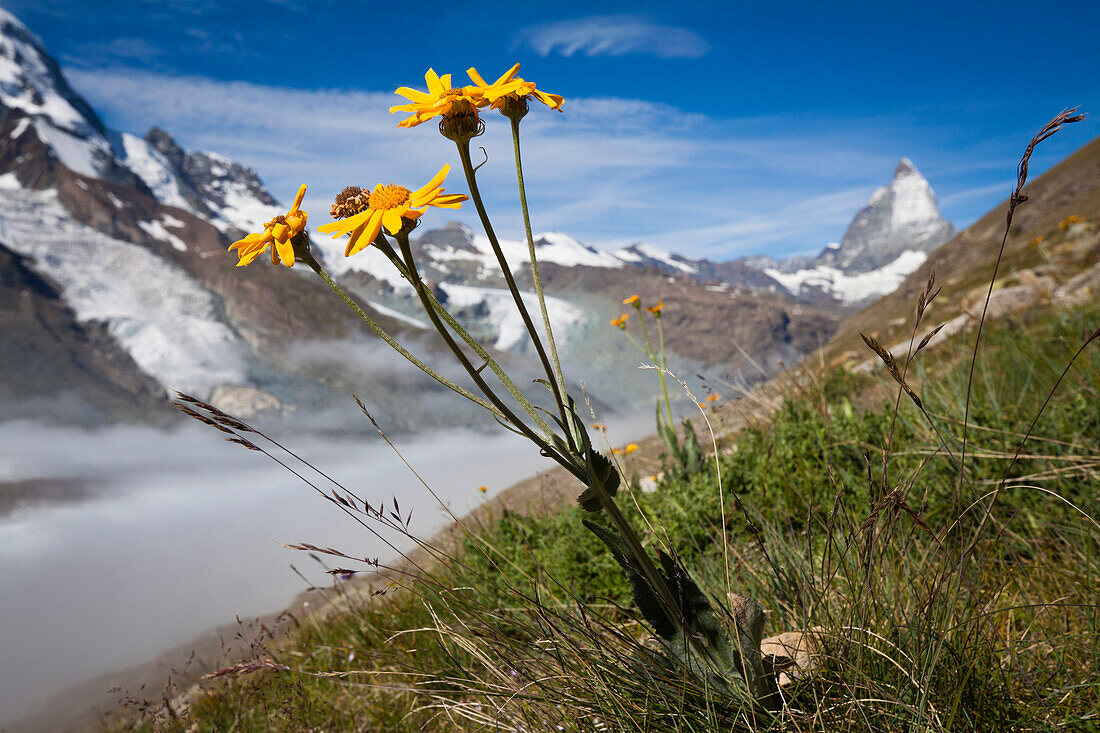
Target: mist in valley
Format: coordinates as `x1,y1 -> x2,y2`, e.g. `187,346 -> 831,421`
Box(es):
0,411 -> 652,725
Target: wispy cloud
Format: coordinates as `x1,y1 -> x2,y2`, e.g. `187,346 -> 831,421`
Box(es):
65,67 -> 930,259
67,37 -> 164,66
516,15 -> 710,59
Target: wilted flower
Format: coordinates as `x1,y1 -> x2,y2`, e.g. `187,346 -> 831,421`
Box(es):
646,299 -> 664,315
317,166 -> 468,257
228,184 -> 308,267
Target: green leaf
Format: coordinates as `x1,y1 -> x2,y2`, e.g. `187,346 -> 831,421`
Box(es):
576,449 -> 620,512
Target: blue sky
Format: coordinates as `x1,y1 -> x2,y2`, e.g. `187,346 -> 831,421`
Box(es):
6,0 -> 1099,259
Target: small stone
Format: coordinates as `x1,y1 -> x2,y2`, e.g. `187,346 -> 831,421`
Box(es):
760,627 -> 822,688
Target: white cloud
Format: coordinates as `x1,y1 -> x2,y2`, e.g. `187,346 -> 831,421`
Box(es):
516,15 -> 710,59
64,67 -> 916,260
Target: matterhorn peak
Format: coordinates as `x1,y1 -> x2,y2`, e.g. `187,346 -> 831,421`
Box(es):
813,157 -> 955,274
895,157 -> 918,177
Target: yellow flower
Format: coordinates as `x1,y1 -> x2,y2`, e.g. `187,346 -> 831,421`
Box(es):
466,63 -> 564,113
624,443 -> 638,454
590,422 -> 606,430
478,485 -> 488,493
646,299 -> 664,315
706,393 -> 721,403
390,68 -> 527,132
316,166 -> 468,257
1029,236 -> 1044,248
698,401 -> 707,409
622,295 -> 640,307
610,313 -> 629,328
228,185 -> 308,267
1058,214 -> 1081,230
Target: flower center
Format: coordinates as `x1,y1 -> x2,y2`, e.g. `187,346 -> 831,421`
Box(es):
369,185 -> 411,211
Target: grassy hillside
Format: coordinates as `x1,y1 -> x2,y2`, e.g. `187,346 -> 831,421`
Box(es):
109,292 -> 1098,732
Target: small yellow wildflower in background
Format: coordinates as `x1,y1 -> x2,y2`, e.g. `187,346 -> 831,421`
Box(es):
1058,214 -> 1081,230
1030,236 -> 1044,248
624,443 -> 638,454
229,184 -> 308,267
697,401 -> 707,409
646,299 -> 664,315
706,393 -> 720,403
610,313 -> 629,328
622,295 -> 640,307
590,422 -> 606,430
467,63 -> 564,113
478,485 -> 488,493
317,166 -> 468,257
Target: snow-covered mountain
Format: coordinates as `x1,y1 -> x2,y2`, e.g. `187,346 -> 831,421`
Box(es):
754,159 -> 956,305
0,6 -> 840,428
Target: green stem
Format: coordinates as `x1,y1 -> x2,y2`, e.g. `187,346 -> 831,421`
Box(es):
510,117 -> 570,427
654,314 -> 674,427
395,231 -> 582,480
370,235 -> 555,440
302,252 -> 498,415
639,310 -> 674,427
455,139 -> 574,447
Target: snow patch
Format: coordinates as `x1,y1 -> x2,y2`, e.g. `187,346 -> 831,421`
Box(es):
32,121 -> 107,178
0,172 -> 21,190
766,250 -> 928,305
9,117 -> 30,139
628,243 -> 698,273
439,283 -> 584,351
137,219 -> 188,252
119,133 -> 193,213
366,301 -> 428,329
315,233 -> 411,290
0,185 -> 247,394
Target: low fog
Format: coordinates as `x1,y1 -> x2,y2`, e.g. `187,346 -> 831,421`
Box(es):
0,413 -> 651,724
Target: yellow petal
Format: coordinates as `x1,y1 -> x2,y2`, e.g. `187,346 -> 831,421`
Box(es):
347,212 -> 384,257
493,63 -> 521,86
318,209 -> 370,237
431,194 -> 468,209
425,68 -> 445,96
394,86 -> 434,103
290,184 -> 307,211
275,238 -> 295,267
343,220 -> 369,257
466,66 -> 488,88
411,165 -> 450,199
381,207 -> 405,235
228,231 -> 262,251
